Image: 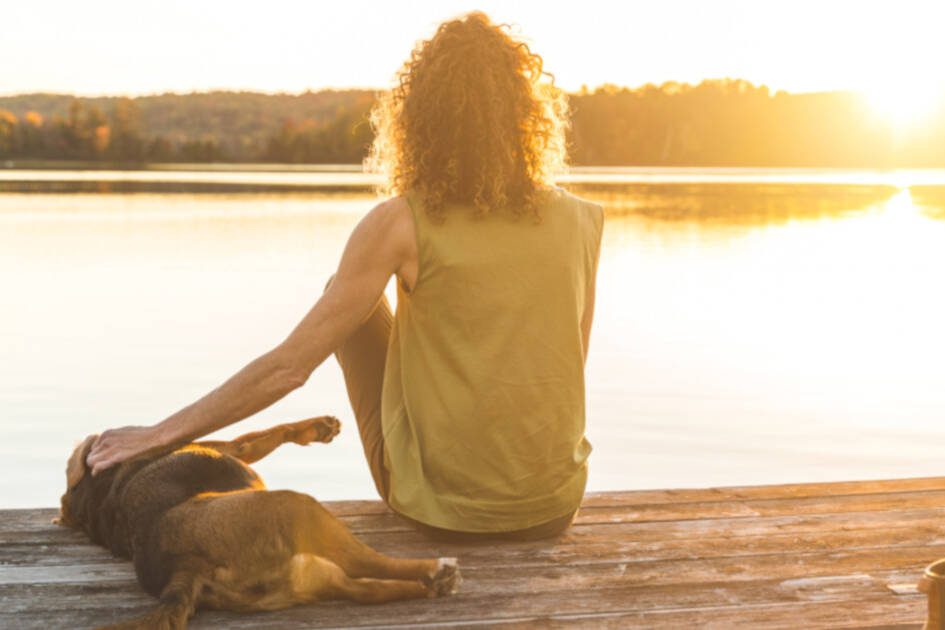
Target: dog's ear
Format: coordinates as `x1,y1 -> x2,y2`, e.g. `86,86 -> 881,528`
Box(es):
66,435 -> 98,491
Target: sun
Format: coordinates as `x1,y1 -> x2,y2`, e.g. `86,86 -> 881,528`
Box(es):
861,80 -> 945,132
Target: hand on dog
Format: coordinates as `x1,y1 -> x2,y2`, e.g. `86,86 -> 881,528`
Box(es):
86,425 -> 163,476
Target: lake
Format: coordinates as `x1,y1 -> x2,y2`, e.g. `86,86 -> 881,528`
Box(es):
3,167 -> 945,509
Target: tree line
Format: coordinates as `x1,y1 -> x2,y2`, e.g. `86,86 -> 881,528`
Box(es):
1,81 -> 943,166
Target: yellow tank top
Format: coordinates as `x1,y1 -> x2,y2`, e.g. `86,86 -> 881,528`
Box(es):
381,186 -> 604,532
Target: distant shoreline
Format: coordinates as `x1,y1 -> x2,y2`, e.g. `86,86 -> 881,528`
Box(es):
0,160 -> 366,172
7,161 -> 945,178
4,82 -> 945,169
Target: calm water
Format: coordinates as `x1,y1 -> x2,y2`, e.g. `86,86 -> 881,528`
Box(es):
3,169 -> 945,508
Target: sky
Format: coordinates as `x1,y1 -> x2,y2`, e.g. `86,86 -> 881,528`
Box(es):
2,0 -> 944,97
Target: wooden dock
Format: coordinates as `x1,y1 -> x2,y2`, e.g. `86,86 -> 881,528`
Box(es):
3,478 -> 943,629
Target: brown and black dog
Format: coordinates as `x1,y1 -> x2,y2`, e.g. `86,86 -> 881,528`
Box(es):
58,416 -> 460,629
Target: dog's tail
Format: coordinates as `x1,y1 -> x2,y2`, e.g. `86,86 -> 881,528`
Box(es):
95,565 -> 204,630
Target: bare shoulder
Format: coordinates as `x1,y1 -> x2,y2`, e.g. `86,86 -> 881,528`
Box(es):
364,195 -> 412,226
553,188 -> 604,221
356,195 -> 416,257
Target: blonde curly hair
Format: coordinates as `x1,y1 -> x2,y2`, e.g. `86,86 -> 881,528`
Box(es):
365,11 -> 569,222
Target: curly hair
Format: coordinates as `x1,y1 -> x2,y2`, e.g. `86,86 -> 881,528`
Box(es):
365,11 -> 569,222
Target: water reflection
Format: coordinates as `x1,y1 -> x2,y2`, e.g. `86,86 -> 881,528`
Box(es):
4,165 -> 945,194
569,183 -> 898,226
911,186 -> 945,219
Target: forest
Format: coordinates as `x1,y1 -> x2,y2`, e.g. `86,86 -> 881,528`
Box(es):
1,80 -> 943,167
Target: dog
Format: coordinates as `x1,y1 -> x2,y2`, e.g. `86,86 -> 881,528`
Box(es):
58,416 -> 460,629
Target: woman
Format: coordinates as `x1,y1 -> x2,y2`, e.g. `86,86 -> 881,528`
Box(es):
86,11 -> 604,541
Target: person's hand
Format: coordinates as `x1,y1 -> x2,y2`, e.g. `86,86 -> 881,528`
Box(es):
85,425 -> 164,476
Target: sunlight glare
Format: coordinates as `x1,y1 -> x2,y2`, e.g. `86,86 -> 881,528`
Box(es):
862,79 -> 945,132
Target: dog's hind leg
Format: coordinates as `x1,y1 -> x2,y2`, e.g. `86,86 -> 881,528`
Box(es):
339,549 -> 461,597
324,530 -> 450,582
291,493 -> 462,597
289,553 -> 432,604
197,416 -> 341,464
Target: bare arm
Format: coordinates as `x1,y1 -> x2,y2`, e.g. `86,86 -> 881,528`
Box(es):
86,197 -> 416,475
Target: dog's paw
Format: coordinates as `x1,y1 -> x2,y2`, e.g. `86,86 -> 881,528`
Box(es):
424,557 -> 461,598
291,416 -> 341,445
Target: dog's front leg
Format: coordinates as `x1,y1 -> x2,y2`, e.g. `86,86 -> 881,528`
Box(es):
197,416 -> 341,464
96,559 -> 207,630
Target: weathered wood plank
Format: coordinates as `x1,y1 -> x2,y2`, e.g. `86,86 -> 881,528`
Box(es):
2,543 -> 936,594
1,567 -> 919,609
0,572 -> 925,628
572,488 -> 945,526
3,521 -> 943,572
14,474 -> 945,522
461,599 -> 923,630
188,590 -> 918,629
8,502 -> 945,552
9,478 -> 945,531
8,506 -> 945,561
580,476 -> 945,506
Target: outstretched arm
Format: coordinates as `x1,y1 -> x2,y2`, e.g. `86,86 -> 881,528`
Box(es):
86,197 -> 416,475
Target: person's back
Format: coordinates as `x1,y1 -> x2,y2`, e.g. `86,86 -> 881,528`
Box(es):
382,187 -> 604,532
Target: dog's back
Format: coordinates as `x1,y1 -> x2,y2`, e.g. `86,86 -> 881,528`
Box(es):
120,446 -> 264,594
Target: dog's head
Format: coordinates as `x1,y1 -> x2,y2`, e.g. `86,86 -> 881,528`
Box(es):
56,434 -> 166,557
55,434 -> 98,528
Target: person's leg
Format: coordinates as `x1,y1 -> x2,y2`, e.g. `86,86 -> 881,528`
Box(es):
326,276 -> 393,501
